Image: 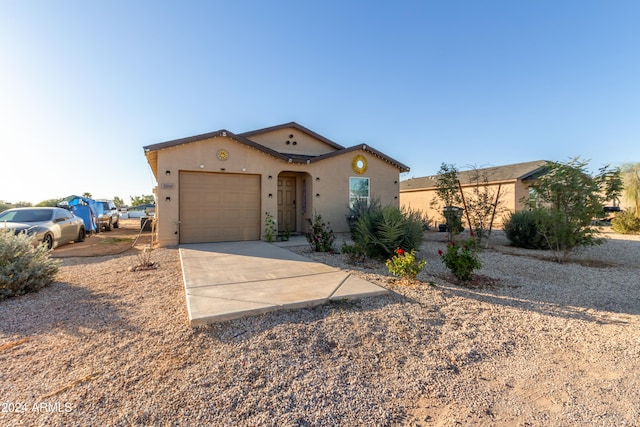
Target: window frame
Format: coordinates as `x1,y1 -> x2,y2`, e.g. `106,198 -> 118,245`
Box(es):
349,177 -> 370,208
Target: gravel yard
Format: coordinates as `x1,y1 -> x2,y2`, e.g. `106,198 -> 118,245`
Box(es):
1,229 -> 639,426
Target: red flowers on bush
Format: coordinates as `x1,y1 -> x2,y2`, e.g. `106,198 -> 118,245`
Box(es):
386,248 -> 426,281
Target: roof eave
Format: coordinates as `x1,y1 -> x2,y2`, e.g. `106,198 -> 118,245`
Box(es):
239,121 -> 345,150
310,144 -> 410,172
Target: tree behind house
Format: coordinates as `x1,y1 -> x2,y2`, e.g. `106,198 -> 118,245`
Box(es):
130,195 -> 155,207
431,163 -> 463,240
620,162 -> 640,217
463,165 -> 507,247
527,157 -> 605,262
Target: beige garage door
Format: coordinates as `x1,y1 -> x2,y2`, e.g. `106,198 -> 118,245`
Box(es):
179,171 -> 261,243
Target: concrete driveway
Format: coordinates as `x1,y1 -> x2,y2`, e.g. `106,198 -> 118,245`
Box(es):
179,239 -> 388,326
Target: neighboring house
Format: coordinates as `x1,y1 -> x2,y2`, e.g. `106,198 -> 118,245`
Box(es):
399,160 -> 550,228
143,122 -> 409,246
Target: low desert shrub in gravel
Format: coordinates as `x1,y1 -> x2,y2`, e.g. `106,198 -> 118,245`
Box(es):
0,228 -> 59,300
386,247 -> 426,280
438,234 -> 481,281
503,210 -> 550,249
341,242 -> 366,264
352,205 -> 423,259
306,212 -> 335,252
611,210 -> 640,234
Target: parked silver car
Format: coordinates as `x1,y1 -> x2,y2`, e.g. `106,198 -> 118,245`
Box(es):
0,207 -> 85,250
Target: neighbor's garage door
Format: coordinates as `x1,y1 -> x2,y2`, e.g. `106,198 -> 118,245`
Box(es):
179,171 -> 261,243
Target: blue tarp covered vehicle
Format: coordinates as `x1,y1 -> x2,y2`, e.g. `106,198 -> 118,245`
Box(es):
58,195 -> 98,233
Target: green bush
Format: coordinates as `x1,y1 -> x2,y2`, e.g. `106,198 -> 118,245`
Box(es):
527,158 -> 605,262
438,235 -> 481,281
306,212 -> 335,252
535,208 -> 602,261
346,197 -> 382,237
341,242 -> 366,264
0,228 -> 59,300
352,205 -> 423,259
386,248 -> 426,280
503,210 -> 550,249
611,211 -> 640,234
264,211 -> 276,242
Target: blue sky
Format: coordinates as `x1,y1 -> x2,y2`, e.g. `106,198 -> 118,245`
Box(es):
1,1 -> 639,205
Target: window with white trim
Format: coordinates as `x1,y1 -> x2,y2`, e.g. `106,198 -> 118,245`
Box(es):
349,177 -> 370,208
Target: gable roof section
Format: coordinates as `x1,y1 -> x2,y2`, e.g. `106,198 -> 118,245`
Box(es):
144,122 -> 410,178
238,122 -> 345,151
312,144 -> 410,172
143,129 -> 291,179
400,160 -> 549,191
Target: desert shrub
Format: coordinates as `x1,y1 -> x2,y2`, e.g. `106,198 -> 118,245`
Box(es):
341,242 -> 366,264
535,207 -> 603,262
306,212 -> 335,252
417,210 -> 432,231
611,210 -> 640,234
438,235 -> 481,281
346,197 -> 382,237
264,212 -> 276,242
386,247 -> 426,280
0,228 -> 59,300
352,205 -> 423,259
503,210 -> 549,249
528,158 -> 605,262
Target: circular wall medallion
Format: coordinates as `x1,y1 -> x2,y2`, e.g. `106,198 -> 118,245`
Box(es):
352,154 -> 368,174
216,149 -> 229,161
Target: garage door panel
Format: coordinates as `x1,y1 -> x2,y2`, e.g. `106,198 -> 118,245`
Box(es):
180,172 -> 261,243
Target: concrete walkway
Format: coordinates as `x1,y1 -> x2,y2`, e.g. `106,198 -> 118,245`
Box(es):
179,238 -> 387,326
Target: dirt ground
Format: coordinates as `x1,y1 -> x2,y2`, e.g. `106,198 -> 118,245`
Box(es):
50,218 -> 154,258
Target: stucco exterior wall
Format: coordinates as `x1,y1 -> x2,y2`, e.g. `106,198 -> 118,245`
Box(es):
153,135 -> 401,246
243,129 -> 336,156
399,181 -> 522,229
513,180 -> 532,211
400,188 -> 440,225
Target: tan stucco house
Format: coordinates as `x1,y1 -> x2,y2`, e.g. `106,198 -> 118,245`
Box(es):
143,122 -> 409,246
400,160 -> 549,228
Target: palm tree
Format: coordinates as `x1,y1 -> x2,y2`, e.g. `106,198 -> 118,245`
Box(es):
621,162 -> 640,217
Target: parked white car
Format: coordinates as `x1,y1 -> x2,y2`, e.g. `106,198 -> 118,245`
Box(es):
126,204 -> 155,218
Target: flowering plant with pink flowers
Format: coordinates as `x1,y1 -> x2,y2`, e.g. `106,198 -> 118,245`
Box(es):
306,212 -> 335,252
